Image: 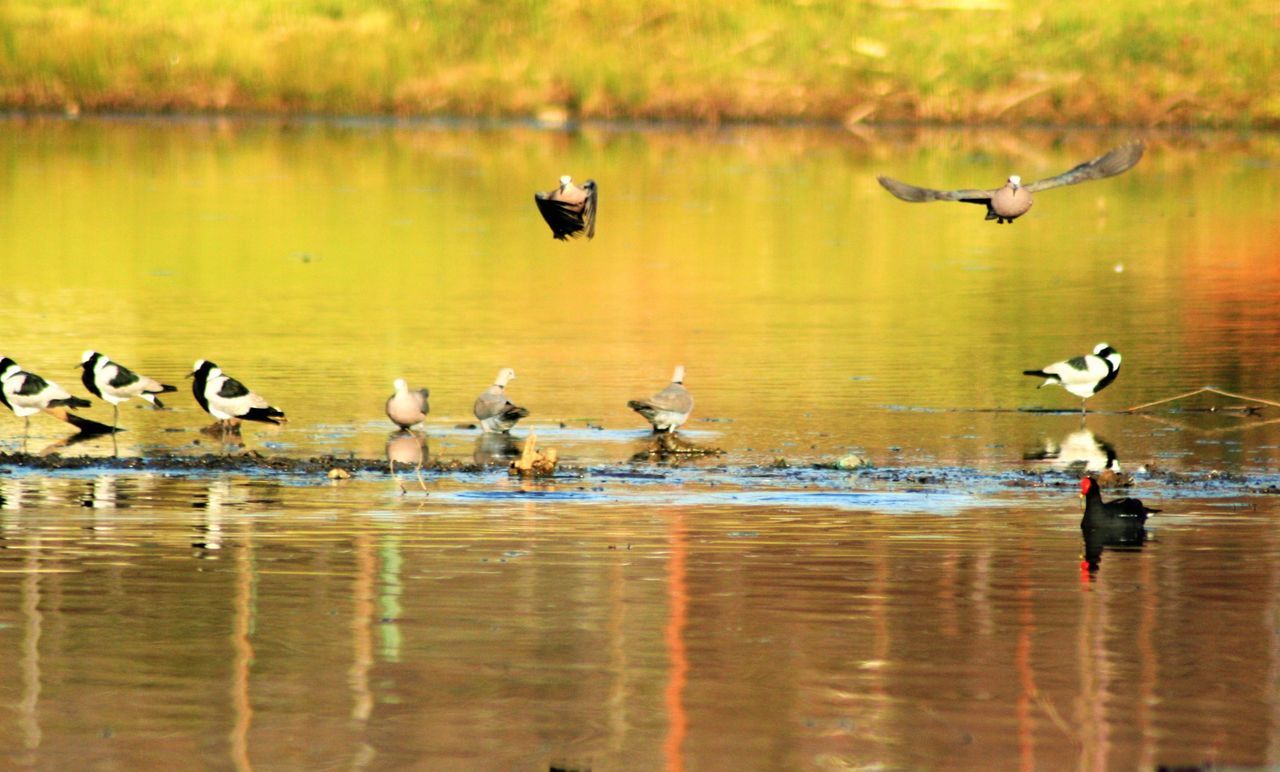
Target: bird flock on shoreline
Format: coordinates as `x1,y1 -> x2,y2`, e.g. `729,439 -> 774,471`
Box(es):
1,140 -> 1147,442
1,140 -> 1159,557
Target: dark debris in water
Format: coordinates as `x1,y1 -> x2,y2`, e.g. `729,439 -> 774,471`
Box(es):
0,451 -> 1277,497
0,451 -> 485,476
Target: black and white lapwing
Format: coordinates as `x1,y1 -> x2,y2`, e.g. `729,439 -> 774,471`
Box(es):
878,140 -> 1144,224
385,378 -> 430,430
473,368 -> 529,434
534,175 -> 597,240
628,365 -> 694,433
79,350 -> 178,431
0,356 -> 109,435
189,360 -> 285,431
1023,343 -> 1121,414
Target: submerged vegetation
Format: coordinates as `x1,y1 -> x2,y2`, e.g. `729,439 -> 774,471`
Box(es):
0,0 -> 1275,126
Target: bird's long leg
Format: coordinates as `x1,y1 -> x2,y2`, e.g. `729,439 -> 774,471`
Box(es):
390,458 -> 407,495
112,404 -> 119,433
414,462 -> 427,493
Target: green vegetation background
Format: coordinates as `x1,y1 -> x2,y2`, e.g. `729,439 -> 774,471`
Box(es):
2,0 -> 1276,126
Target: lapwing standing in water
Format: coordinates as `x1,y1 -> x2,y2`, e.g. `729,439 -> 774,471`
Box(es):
877,140 -> 1145,224
0,356 -> 110,435
534,175 -> 597,240
628,365 -> 694,433
189,360 -> 285,432
79,350 -> 178,431
1023,343 -> 1122,414
385,378 -> 430,430
473,368 -> 529,434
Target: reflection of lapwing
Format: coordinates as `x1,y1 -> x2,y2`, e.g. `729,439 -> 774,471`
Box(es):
79,350 -> 177,431
386,378 -> 429,430
1023,343 -> 1121,414
628,365 -> 693,433
534,175 -> 597,240
0,355 -> 110,437
189,360 -> 285,435
474,368 -> 529,434
878,141 -> 1144,224
386,430 -> 428,493
1024,427 -> 1120,473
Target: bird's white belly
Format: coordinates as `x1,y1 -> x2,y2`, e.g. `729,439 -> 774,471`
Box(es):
651,409 -> 689,431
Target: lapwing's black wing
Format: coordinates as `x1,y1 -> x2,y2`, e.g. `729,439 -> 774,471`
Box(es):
1024,141 -> 1145,194
876,176 -> 995,206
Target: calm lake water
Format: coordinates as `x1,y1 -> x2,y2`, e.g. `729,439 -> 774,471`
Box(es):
2,117 -> 1280,767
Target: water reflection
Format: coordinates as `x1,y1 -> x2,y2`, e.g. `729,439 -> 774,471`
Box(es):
386,429 -> 428,491
472,431 -> 519,466
1081,520 -> 1149,575
1024,425 -> 1121,473
0,478 -> 1276,766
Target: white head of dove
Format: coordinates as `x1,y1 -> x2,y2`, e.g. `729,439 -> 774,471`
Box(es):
189,359 -> 285,425
877,140 -> 1144,224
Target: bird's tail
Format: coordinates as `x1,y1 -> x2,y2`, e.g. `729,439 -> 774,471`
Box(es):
1022,370 -> 1056,388
242,406 -> 286,425
503,406 -> 530,421
46,409 -> 117,435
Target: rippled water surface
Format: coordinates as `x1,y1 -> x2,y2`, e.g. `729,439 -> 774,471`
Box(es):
2,118 -> 1280,767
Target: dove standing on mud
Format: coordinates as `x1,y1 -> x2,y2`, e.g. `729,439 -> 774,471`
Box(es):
385,378 -> 430,430
628,365 -> 694,433
534,174 -> 598,240
878,140 -> 1144,224
79,350 -> 178,431
473,368 -> 529,433
1023,343 -> 1121,414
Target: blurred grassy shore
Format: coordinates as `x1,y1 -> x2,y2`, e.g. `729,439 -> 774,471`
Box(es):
2,0 -> 1277,127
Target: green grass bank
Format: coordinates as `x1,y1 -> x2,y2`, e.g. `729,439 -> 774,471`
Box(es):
2,0 -> 1276,126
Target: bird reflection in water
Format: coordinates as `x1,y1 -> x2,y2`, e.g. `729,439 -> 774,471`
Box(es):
1025,425 -> 1120,475
386,430 -> 428,494
1078,476 -> 1160,576
473,432 -> 520,467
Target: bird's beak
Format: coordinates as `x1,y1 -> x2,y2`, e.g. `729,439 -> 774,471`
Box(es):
184,371 -> 195,379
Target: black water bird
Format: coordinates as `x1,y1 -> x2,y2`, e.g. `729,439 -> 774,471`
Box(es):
878,140 -> 1145,224
1080,475 -> 1159,571
535,175 -> 597,240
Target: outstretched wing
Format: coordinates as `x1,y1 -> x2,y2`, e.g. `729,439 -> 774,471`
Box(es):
581,180 -> 597,239
534,194 -> 586,240
877,176 -> 995,205
1024,141 -> 1145,193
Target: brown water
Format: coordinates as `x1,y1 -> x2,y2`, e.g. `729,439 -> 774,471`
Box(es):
2,118 -> 1280,767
